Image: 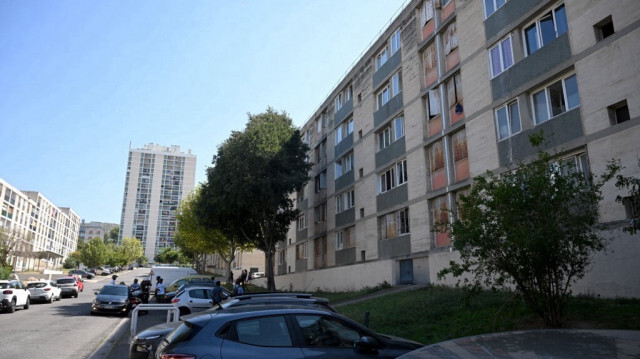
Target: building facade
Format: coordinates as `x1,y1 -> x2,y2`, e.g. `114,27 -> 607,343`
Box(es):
119,143 -> 196,261
277,0 -> 640,297
79,220 -> 118,242
0,177 -> 81,270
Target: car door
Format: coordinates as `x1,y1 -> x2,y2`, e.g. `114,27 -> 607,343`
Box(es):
13,281 -> 28,305
293,314 -> 384,358
220,315 -> 305,359
187,289 -> 212,309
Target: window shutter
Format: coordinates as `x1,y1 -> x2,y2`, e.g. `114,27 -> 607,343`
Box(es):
428,90 -> 441,116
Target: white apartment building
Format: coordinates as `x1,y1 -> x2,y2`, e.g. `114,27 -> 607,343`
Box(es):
277,0 -> 640,297
119,143 -> 196,261
0,177 -> 81,270
79,220 -> 118,242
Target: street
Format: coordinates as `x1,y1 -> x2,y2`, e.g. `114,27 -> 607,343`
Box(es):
0,267 -> 151,358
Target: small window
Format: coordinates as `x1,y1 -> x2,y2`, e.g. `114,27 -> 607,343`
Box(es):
233,316 -> 292,347
609,100 -> 630,125
496,100 -> 521,140
594,16 -> 615,41
524,4 -> 568,56
490,36 -> 514,77
484,0 -> 506,18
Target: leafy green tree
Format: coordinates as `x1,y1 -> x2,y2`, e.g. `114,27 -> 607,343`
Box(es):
104,226 -> 119,244
80,237 -> 109,268
198,108 -> 310,291
154,247 -> 182,264
120,237 -> 143,265
62,256 -> 78,269
0,227 -> 26,268
438,135 -> 619,327
176,188 -> 252,278
137,255 -> 149,267
610,159 -> 640,235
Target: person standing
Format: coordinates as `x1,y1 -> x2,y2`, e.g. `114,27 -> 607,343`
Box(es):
156,278 -> 167,303
131,278 -> 141,291
110,274 -> 118,285
211,281 -> 224,308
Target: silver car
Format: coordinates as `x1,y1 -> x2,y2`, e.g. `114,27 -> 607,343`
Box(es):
56,277 -> 79,298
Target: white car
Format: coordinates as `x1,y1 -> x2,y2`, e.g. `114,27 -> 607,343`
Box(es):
0,280 -> 30,313
170,285 -> 219,316
27,280 -> 62,303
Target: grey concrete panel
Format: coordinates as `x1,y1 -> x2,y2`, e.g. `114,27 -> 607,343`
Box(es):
334,99 -> 353,127
498,108 -> 583,166
298,198 -> 308,210
335,133 -> 354,157
485,0 -> 546,42
375,138 -> 406,169
335,207 -> 356,228
295,258 -> 308,273
335,170 -> 355,192
492,34 -> 571,101
296,228 -> 308,242
376,184 -> 409,213
378,234 -> 411,259
335,247 -> 357,266
374,93 -> 404,128
373,50 -> 402,90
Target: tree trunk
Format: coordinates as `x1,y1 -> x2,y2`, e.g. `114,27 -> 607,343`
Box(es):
265,249 -> 276,291
225,260 -> 233,284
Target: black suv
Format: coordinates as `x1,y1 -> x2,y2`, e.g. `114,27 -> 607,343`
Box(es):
130,293 -> 333,359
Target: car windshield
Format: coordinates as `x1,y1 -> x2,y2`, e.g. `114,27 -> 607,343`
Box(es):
100,286 -> 128,296
57,278 -> 75,284
28,282 -> 47,288
0,283 -> 8,289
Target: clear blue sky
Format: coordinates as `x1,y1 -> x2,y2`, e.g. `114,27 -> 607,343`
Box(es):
0,0 -> 406,224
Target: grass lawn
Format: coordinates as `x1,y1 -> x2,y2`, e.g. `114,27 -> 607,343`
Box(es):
334,285 -> 640,345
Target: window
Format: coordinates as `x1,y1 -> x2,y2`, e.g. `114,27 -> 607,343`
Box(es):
345,85 -> 353,102
426,89 -> 441,119
495,100 -> 521,140
335,152 -> 354,179
336,226 -> 355,250
443,22 -> 458,55
375,46 -> 389,70
376,71 -> 402,110
335,118 -> 354,145
421,0 -> 434,26
391,28 -> 401,55
296,243 -> 307,259
524,4 -> 568,55
532,74 -> 580,124
233,316 -> 292,347
278,249 -> 286,264
335,93 -> 343,113
489,36 -> 514,77
484,0 -> 506,18
594,16 -> 615,41
446,73 -> 463,108
315,171 -> 327,192
423,43 -> 437,86
378,208 -> 410,239
432,196 -> 450,246
377,115 -> 404,151
429,140 -> 445,173
297,213 -> 307,231
452,129 -> 468,163
609,100 -> 630,125
378,160 -> 408,194
335,190 -> 355,213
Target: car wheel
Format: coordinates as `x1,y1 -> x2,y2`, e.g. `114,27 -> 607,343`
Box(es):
49,294 -> 55,303
178,307 -> 190,316
7,299 -> 15,313
74,291 -> 78,298
24,297 -> 30,310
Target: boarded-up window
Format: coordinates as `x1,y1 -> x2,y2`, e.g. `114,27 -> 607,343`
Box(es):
452,129 -> 468,162
421,0 -> 434,25
433,196 -> 449,226
429,140 -> 445,172
443,22 -> 458,55
423,43 -> 437,78
427,89 -> 441,118
447,73 -> 463,107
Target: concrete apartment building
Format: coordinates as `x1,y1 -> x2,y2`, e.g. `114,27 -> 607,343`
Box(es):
276,0 -> 640,297
0,177 -> 81,270
79,220 -> 118,242
119,143 -> 196,261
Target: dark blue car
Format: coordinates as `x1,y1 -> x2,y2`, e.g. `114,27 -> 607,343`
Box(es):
155,305 -> 423,359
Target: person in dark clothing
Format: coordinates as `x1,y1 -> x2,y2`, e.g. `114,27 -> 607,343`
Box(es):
211,281 -> 224,308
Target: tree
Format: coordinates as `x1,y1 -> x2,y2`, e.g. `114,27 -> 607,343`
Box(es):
198,108 -> 310,291
80,237 -> 109,268
176,188 -> 252,278
0,227 -> 31,268
154,247 -> 183,264
610,158 -> 640,235
104,226 -> 119,244
438,134 -> 618,327
120,237 -> 143,265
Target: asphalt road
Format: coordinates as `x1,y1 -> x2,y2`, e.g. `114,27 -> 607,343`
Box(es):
0,267 -> 152,358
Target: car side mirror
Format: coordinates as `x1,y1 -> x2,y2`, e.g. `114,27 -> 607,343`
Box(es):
356,336 -> 382,352
94,291 -> 99,295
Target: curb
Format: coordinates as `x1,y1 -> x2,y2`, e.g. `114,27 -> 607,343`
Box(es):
88,317 -> 130,359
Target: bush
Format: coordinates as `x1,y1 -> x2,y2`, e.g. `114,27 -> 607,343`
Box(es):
0,266 -> 13,280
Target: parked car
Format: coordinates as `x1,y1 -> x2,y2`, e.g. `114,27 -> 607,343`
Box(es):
27,280 -> 62,303
165,275 -> 215,293
153,305 -> 423,359
56,277 -> 80,298
170,285 -> 217,316
164,282 -> 231,304
70,275 -> 84,292
68,269 -> 95,279
100,267 -> 112,276
250,271 -> 265,279
0,280 -> 30,313
130,293 -> 335,359
90,284 -> 133,316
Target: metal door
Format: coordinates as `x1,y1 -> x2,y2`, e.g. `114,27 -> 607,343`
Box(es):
399,259 -> 413,284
